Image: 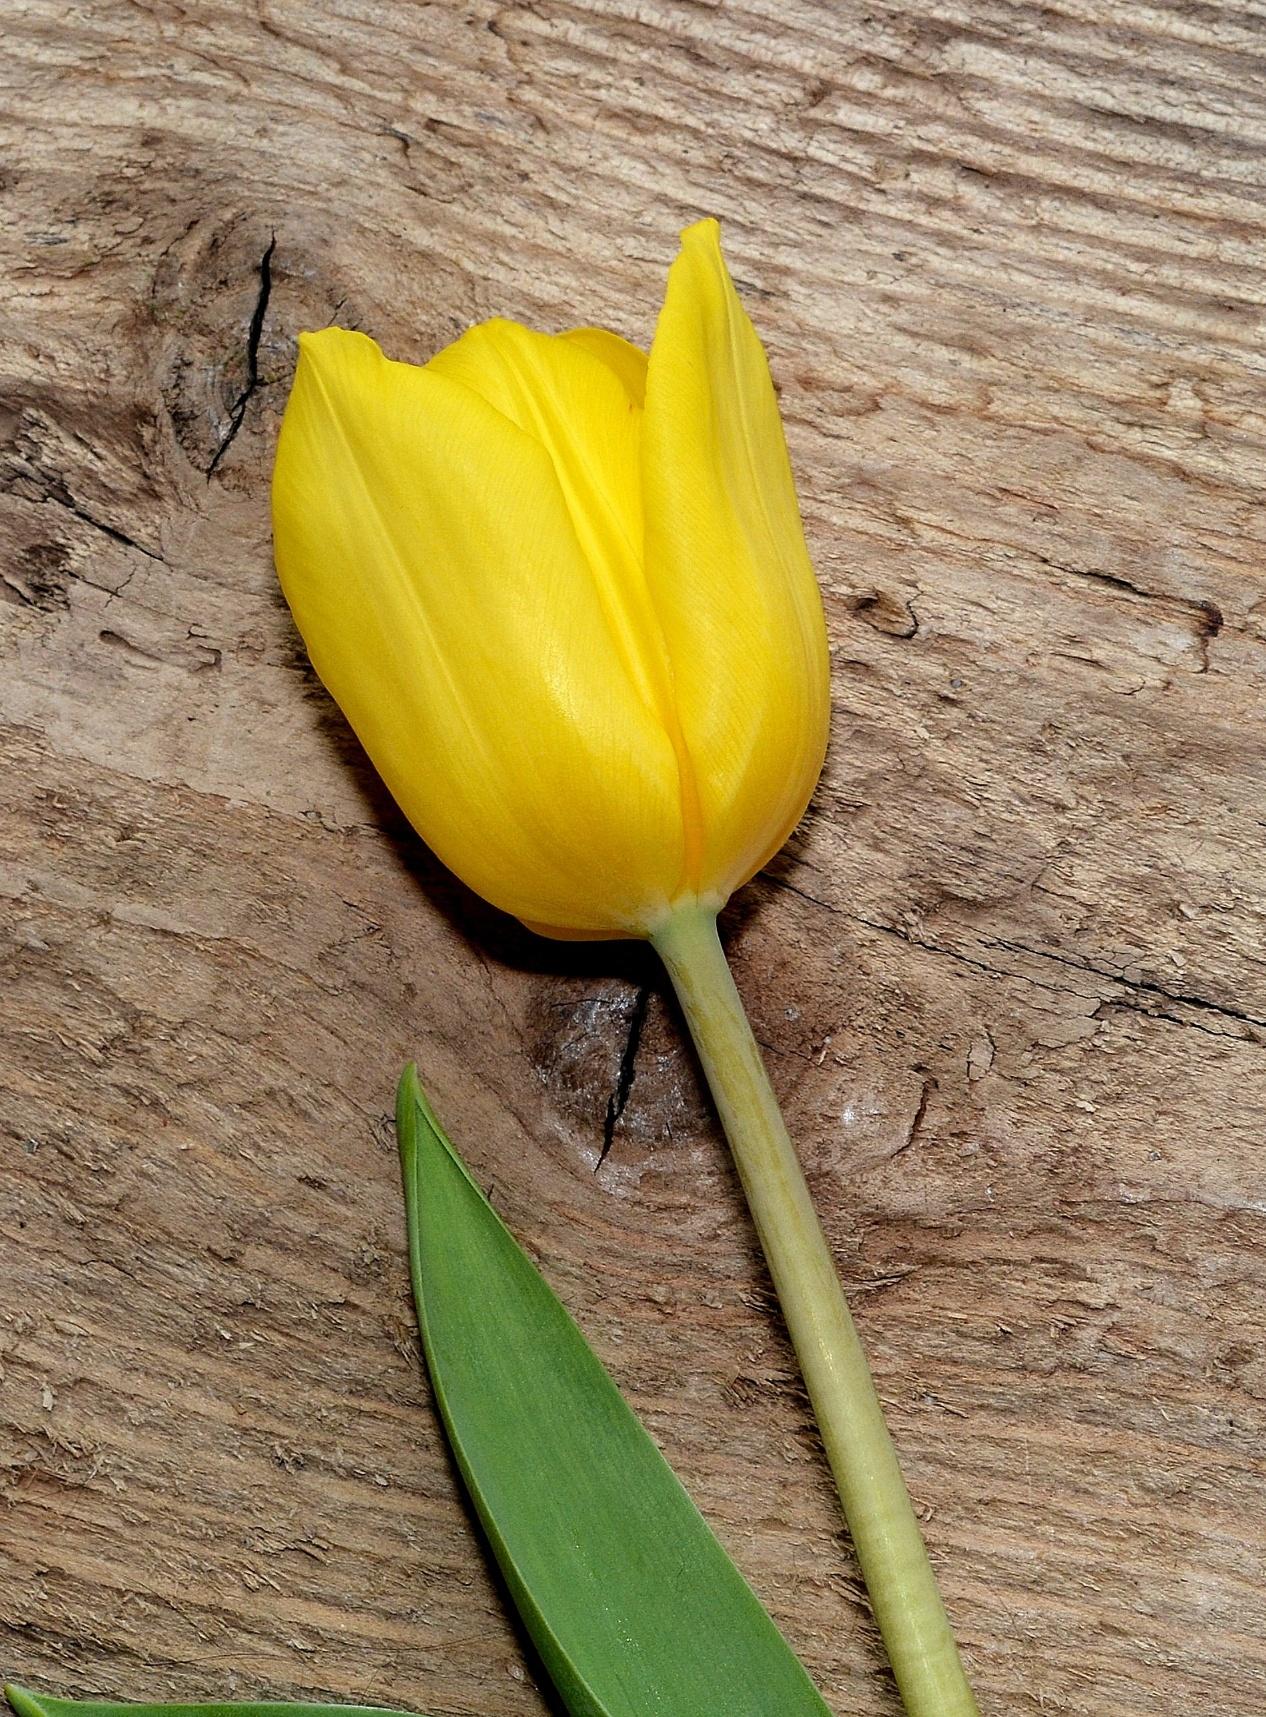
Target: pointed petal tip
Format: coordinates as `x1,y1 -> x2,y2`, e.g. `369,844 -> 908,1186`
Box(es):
295,325 -> 386,368
295,325 -> 334,353
680,215 -> 723,250
432,313 -> 532,358
561,325 -> 648,408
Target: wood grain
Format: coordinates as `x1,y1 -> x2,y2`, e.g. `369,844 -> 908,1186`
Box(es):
3,3 -> 1266,1714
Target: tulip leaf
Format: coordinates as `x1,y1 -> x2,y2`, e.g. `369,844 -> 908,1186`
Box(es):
397,1064 -> 836,1717
4,1695 -> 436,1717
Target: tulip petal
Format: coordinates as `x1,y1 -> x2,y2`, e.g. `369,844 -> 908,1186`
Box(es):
426,321 -> 663,711
429,318 -> 703,886
273,328 -> 684,933
642,222 -> 830,899
563,326 -> 647,409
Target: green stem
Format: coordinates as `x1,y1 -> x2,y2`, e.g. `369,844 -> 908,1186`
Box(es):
652,907 -> 980,1717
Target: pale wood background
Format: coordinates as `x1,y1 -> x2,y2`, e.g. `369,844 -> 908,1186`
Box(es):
3,3 -> 1266,1714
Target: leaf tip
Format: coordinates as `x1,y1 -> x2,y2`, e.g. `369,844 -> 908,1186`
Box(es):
396,1059 -> 421,1109
396,1061 -> 422,1149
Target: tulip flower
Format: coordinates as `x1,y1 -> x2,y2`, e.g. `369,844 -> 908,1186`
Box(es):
273,220 -> 979,1717
273,224 -> 827,940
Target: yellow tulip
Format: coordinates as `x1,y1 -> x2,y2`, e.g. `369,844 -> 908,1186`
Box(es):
272,221 -> 979,1717
271,219 -> 829,939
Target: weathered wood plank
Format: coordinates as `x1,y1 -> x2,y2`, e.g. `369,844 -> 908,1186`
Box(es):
3,4 -> 1265,1714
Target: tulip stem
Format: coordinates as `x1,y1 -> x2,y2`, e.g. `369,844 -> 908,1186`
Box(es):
651,906 -> 980,1717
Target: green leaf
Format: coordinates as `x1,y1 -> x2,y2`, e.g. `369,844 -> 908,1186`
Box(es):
397,1063 -> 836,1717
4,1694 -> 434,1717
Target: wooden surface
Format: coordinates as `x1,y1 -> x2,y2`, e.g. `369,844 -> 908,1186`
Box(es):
3,3 -> 1266,1713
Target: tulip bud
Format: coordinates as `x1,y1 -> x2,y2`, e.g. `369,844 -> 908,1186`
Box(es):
272,220 -> 829,938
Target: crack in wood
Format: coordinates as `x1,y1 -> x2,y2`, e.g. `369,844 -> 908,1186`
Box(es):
855,914 -> 1266,1044
898,1075 -> 936,1156
1,469 -> 163,567
207,235 -> 276,478
598,984 -> 649,1170
1037,555 -> 1225,670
